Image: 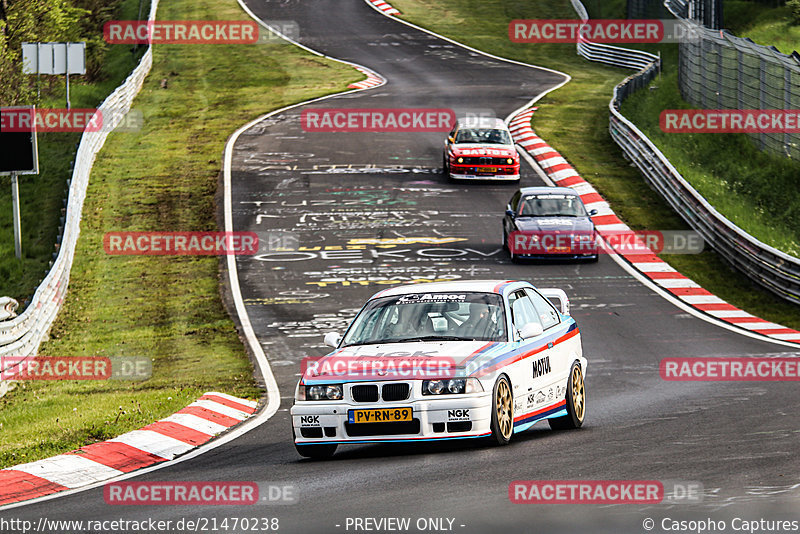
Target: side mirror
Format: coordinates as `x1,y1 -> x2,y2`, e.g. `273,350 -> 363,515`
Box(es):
505,209 -> 515,218
323,332 -> 341,348
588,209 -> 598,216
518,322 -> 544,339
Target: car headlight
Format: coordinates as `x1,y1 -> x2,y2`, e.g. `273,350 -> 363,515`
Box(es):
298,383 -> 343,401
506,158 -> 514,165
422,378 -> 483,395
457,157 -> 464,164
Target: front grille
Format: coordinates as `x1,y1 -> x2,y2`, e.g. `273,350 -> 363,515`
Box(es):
351,385 -> 379,402
382,383 -> 410,401
345,419 -> 421,437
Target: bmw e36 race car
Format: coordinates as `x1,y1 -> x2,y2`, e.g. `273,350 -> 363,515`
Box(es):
503,187 -> 599,262
290,280 -> 587,458
443,117 -> 520,181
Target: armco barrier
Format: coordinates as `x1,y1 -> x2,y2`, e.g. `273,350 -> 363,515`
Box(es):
569,0 -> 800,305
570,0 -> 660,71
0,1 -> 160,382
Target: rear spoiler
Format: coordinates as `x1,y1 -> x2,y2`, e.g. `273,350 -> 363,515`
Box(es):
539,288 -> 570,315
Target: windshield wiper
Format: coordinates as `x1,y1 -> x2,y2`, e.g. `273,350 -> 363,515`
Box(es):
404,335 -> 472,342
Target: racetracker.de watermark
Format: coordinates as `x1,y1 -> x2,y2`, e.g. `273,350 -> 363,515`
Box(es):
103,232 -> 258,255
509,480 -> 663,504
301,355 -> 459,380
507,230 -> 704,256
661,109 -> 800,133
660,357 -> 800,381
300,108 -> 456,132
509,19 -> 700,43
0,107 -> 143,133
104,482 -> 297,505
104,21 -> 258,44
0,356 -> 151,381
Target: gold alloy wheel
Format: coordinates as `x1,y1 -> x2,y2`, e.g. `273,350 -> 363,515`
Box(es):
571,365 -> 585,422
496,379 -> 513,439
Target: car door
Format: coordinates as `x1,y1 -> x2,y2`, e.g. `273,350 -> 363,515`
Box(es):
524,288 -> 565,402
504,190 -> 522,242
507,289 -> 551,417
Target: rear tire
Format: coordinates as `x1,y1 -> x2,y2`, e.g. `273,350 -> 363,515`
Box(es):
490,376 -> 514,445
549,362 -> 585,430
295,442 -> 337,459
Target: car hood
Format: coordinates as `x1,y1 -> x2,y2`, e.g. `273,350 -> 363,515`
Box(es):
302,340 -> 500,383
450,144 -> 516,158
514,216 -> 595,233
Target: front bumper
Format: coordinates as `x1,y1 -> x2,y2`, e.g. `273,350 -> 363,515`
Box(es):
291,393 -> 492,444
449,172 -> 520,181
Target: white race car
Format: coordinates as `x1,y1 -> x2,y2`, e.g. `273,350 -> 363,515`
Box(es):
291,280 -> 587,458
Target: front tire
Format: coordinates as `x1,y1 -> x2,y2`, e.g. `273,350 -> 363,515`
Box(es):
549,362 -> 585,430
295,442 -> 337,459
490,376 -> 514,445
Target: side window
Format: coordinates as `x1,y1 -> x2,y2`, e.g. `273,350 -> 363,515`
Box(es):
509,290 -> 541,330
525,288 -> 560,330
509,191 -> 522,212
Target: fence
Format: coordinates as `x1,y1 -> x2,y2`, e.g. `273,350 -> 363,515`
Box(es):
0,0 -> 159,388
665,0 -> 800,159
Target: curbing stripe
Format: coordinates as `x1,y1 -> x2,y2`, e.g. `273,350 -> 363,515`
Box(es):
0,471 -> 67,506
12,455 -> 123,489
510,107 -> 800,346
141,420 -> 213,445
66,442 -> 167,473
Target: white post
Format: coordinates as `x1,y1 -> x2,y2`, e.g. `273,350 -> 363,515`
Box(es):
65,46 -> 70,110
11,172 -> 21,259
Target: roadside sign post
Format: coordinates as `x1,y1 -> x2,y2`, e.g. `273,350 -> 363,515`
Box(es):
11,173 -> 21,259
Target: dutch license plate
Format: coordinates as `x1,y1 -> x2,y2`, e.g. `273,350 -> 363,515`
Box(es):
477,167 -> 498,174
550,247 -> 572,253
348,407 -> 412,424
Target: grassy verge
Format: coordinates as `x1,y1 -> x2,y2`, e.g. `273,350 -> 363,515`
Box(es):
0,0 -> 361,467
726,0 -> 800,54
0,0 -> 146,305
390,0 -> 800,328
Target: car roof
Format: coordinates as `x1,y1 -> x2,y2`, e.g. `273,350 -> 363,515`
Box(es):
518,186 -> 580,196
371,280 -> 527,299
455,117 -> 508,130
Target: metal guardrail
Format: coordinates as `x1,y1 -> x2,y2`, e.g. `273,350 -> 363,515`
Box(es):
0,1 -> 159,372
570,0 -> 660,71
567,0 -> 800,305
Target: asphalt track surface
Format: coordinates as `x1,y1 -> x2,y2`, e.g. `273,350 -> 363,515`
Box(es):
7,1 -> 800,533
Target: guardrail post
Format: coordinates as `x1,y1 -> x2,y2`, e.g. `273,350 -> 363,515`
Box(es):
11,172 -> 22,260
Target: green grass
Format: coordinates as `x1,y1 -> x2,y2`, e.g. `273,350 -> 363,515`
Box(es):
0,0 -> 146,305
0,0 -> 361,467
725,1 -> 800,54
390,0 -> 800,328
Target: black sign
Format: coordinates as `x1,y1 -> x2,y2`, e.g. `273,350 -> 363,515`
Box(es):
0,107 -> 38,174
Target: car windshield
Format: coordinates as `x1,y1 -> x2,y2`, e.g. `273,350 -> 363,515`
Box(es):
341,292 -> 507,346
454,128 -> 511,145
518,194 -> 587,217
